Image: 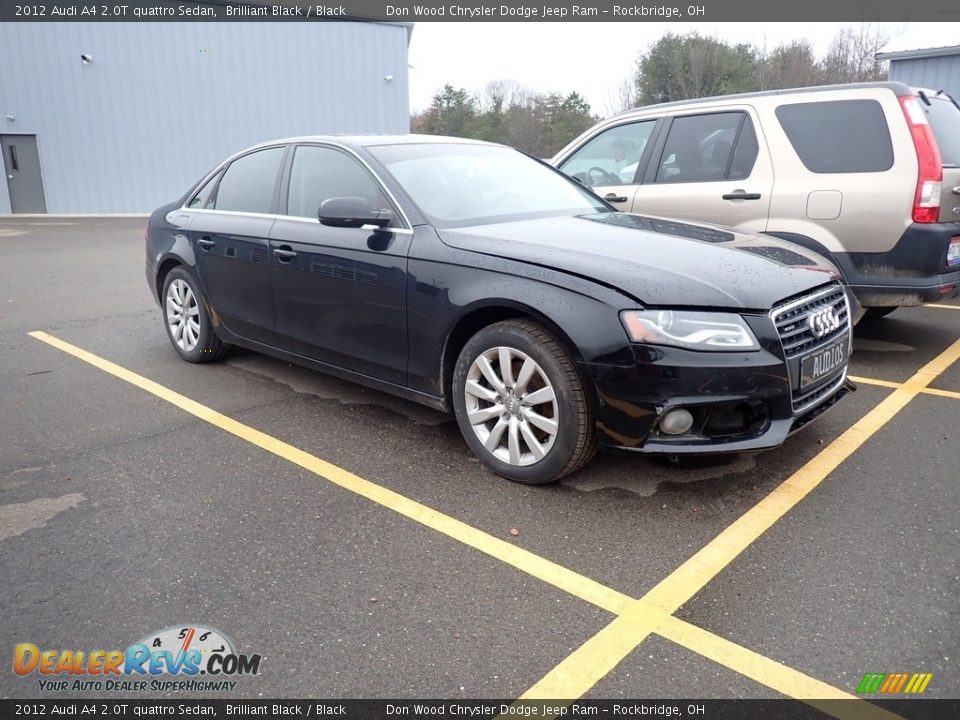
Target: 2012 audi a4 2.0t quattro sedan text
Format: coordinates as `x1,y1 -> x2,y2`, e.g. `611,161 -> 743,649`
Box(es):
145,135 -> 855,485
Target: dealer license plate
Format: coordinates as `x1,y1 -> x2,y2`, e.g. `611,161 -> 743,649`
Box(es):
800,338 -> 847,389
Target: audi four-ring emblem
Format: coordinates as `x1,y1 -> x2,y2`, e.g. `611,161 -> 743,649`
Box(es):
808,307 -> 841,338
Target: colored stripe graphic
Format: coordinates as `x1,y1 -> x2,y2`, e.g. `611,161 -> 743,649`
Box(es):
904,673 -> 933,694
857,672 -> 932,694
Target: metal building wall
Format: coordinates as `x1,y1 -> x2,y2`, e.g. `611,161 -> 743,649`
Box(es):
888,55 -> 960,100
0,22 -> 410,213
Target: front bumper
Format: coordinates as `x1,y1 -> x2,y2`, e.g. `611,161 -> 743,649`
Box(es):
584,354 -> 854,455
584,291 -> 854,455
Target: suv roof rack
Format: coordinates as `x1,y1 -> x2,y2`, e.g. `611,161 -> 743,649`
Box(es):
616,81 -> 913,119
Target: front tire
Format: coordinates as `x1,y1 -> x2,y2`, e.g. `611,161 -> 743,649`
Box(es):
452,319 -> 596,485
161,267 -> 227,363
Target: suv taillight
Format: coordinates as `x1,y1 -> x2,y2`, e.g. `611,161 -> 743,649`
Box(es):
899,95 -> 943,224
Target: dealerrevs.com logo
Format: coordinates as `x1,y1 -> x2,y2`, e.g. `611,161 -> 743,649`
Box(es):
13,625 -> 262,692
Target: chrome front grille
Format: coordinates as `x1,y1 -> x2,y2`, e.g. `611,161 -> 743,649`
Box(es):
770,284 -> 852,414
772,284 -> 849,360
791,369 -> 848,415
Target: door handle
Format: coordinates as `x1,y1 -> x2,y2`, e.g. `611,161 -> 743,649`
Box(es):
273,246 -> 298,262
604,193 -> 628,203
196,237 -> 215,249
722,191 -> 762,201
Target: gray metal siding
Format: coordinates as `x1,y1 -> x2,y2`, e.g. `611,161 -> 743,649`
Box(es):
0,22 -> 410,213
889,55 -> 960,100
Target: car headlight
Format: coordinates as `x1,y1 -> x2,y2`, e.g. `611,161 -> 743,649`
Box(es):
620,310 -> 760,351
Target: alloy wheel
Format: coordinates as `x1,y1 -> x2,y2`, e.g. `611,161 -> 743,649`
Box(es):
165,278 -> 201,352
464,346 -> 559,466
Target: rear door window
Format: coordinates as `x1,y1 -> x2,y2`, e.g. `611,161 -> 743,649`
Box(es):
655,112 -> 756,184
923,96 -> 960,167
559,120 -> 657,187
775,100 -> 894,173
213,147 -> 286,214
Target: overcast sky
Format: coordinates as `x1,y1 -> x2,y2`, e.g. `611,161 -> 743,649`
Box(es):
407,22 -> 953,117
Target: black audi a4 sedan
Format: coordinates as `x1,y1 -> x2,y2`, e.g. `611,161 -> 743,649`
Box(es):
146,135 -> 855,484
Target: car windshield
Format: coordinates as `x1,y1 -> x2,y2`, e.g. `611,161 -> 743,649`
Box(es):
368,143 -> 612,228
924,95 -> 960,168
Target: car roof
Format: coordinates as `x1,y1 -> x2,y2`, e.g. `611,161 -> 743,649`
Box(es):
240,134 -> 503,154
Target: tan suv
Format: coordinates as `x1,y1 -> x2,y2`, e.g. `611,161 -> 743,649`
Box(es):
552,82 -> 960,319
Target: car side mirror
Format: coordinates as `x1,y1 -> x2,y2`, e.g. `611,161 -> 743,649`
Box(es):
319,197 -> 392,229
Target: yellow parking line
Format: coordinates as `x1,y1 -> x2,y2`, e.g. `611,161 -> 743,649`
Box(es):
927,303 -> 960,310
641,338 -> 960,615
523,338 -> 960,700
520,600 -> 668,699
852,375 -> 960,401
27,330 -> 634,617
921,386 -> 960,401
655,617 -> 902,720
30,329 -> 956,711
521,603 -> 903,720
848,375 -> 900,390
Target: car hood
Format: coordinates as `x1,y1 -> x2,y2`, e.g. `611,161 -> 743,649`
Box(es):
438,213 -> 840,310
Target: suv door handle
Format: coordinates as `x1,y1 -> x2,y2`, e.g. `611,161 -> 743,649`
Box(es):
604,193 -> 628,203
722,191 -> 762,201
273,246 -> 297,262
197,237 -> 215,249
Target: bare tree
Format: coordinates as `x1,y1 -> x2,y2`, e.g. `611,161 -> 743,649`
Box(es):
503,90 -> 549,155
603,76 -> 637,116
821,23 -> 890,84
476,79 -> 528,114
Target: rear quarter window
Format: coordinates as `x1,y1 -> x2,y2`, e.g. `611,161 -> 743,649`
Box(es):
775,99 -> 894,173
187,171 -> 220,209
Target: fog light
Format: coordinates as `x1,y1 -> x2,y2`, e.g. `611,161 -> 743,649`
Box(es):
659,408 -> 694,435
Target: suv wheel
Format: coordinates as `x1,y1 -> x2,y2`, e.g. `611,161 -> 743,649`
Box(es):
162,267 -> 227,363
452,319 -> 596,484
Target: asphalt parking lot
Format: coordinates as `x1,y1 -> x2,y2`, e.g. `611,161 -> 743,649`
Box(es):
1,218 -> 958,709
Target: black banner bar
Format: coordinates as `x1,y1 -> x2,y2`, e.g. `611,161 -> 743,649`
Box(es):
2,0 -> 960,22
2,699 -> 960,719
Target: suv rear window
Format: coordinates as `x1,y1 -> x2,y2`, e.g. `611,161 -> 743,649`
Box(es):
924,96 -> 960,167
776,100 -> 894,173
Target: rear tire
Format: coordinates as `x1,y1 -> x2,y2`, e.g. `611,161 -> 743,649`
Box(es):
862,307 -> 897,321
452,319 -> 596,485
161,267 -> 227,363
